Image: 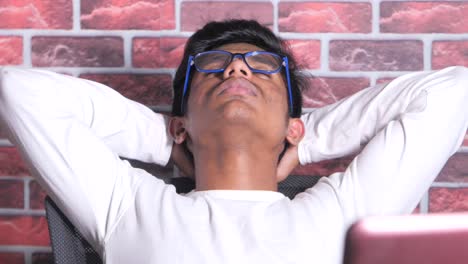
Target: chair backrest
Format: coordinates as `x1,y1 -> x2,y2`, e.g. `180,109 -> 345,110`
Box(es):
45,197 -> 103,264
170,175 -> 321,199
278,175 -> 322,199
45,175 -> 321,263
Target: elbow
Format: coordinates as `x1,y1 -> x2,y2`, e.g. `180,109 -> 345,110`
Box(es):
0,67 -> 19,137
0,67 -> 16,114
433,66 -> 468,102
446,66 -> 468,91
0,67 -> 9,104
0,67 -> 23,108
451,66 -> 468,100
0,68 -> 46,122
0,68 -> 49,115
450,65 -> 468,77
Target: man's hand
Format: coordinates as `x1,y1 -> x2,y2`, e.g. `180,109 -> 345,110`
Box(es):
167,115 -> 195,178
170,142 -> 195,178
276,144 -> 300,182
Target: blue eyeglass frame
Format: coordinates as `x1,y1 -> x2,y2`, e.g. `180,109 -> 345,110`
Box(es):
181,50 -> 294,115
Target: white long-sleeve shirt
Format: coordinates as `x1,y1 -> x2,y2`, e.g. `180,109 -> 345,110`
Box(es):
0,67 -> 467,264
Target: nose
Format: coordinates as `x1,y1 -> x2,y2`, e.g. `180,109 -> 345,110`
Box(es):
223,55 -> 252,79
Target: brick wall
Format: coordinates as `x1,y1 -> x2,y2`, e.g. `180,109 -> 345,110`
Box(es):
0,0 -> 467,263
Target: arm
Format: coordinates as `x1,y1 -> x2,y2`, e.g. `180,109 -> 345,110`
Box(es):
0,68 -> 172,163
299,68 -> 466,164
299,66 -> 468,218
0,68 -> 172,247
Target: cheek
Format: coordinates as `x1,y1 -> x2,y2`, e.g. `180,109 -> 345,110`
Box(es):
262,83 -> 290,122
190,72 -> 204,88
186,74 -> 221,113
265,80 -> 289,108
186,74 -> 208,108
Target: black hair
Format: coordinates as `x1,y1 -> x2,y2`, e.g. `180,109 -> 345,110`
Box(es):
172,19 -> 306,118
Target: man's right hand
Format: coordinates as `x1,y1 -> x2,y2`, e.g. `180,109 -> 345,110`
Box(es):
170,142 -> 195,178
276,144 -> 300,182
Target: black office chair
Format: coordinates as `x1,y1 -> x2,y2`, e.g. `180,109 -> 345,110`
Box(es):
45,196 -> 103,264
45,175 -> 321,264
170,175 -> 321,200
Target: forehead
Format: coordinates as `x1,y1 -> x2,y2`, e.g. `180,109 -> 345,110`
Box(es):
214,43 -> 264,53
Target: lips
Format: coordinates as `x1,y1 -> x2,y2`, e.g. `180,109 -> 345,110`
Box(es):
217,78 -> 257,97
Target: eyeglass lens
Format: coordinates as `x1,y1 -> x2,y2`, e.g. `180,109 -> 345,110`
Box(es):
194,52 -> 282,72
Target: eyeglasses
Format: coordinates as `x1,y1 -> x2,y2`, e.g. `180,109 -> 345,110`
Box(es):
181,50 -> 293,114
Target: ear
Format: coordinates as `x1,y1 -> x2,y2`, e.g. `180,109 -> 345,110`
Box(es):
169,117 -> 188,144
285,118 -> 304,146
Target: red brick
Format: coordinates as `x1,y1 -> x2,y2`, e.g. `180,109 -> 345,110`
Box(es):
286,40 -> 320,70
435,152 -> 468,183
381,2 -> 468,33
279,2 -> 371,33
30,180 -> 47,210
31,37 -> 124,67
293,155 -> 355,176
429,187 -> 468,213
0,147 -> 30,177
133,37 -> 186,68
0,37 -> 22,66
464,134 -> 468,147
181,2 -> 273,31
432,41 -> 468,70
31,252 -> 53,264
0,252 -> 24,264
0,216 -> 50,246
81,0 -> 175,30
0,179 -> 24,208
0,0 -> 72,29
302,77 -> 370,108
330,40 -> 423,71
80,74 -> 172,106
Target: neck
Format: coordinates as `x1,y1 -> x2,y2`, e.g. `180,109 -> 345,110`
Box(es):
193,142 -> 280,191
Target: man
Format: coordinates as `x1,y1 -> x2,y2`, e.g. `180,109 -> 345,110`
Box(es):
0,20 -> 467,264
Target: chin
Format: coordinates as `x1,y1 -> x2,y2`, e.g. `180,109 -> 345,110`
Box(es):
217,100 -> 256,124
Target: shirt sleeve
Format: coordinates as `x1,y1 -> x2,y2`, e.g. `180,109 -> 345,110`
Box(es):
0,68 -> 172,249
298,66 -> 468,219
299,66 -> 467,165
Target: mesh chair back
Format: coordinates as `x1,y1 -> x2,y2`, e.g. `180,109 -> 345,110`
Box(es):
45,175 -> 320,263
170,175 -> 321,199
45,197 -> 103,264
278,175 -> 321,199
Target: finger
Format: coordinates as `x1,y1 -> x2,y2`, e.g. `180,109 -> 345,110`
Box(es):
178,150 -> 194,178
276,145 -> 299,182
171,143 -> 195,178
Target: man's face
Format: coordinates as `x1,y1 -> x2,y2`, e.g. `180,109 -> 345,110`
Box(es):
183,42 -> 290,151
